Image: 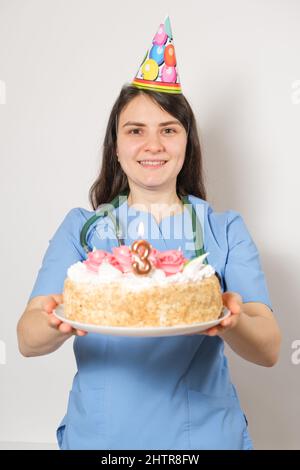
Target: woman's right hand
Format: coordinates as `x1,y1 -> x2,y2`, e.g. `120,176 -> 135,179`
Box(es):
44,294 -> 88,337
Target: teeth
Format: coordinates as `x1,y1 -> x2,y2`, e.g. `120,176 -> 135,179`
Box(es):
139,161 -> 166,166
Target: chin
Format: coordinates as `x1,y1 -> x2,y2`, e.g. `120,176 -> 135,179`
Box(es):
141,180 -> 168,188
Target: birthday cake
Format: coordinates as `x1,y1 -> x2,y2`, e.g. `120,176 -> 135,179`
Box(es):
62,240 -> 223,328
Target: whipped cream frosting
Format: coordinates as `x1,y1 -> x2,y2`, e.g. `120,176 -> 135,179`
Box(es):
67,253 -> 215,292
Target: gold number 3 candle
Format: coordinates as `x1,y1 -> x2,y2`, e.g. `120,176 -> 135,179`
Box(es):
131,240 -> 152,275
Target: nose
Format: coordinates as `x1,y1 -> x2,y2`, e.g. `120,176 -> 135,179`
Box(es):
143,132 -> 165,154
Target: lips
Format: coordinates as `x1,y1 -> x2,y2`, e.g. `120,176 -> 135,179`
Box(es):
138,160 -> 167,167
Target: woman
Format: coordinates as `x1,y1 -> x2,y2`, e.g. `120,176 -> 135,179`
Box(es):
17,84 -> 281,450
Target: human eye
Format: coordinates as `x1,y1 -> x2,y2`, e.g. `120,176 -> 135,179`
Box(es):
128,128 -> 142,135
163,128 -> 177,134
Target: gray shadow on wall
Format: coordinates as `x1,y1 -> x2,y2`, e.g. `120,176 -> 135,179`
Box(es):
225,251 -> 300,450
195,83 -> 300,448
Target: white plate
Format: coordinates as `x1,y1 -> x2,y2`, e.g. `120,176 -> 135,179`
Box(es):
53,305 -> 230,337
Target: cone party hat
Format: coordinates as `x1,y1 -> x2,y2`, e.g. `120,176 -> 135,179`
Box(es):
131,16 -> 182,94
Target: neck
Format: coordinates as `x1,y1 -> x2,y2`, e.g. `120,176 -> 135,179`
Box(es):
128,187 -> 181,207
127,185 -> 184,222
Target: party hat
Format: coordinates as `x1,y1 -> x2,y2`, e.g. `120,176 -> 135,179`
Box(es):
131,16 -> 182,94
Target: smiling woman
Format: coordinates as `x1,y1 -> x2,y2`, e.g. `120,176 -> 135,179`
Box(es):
18,15 -> 281,451
88,84 -> 205,212
116,94 -> 188,199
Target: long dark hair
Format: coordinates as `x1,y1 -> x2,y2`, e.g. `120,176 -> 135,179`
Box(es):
89,84 -> 207,209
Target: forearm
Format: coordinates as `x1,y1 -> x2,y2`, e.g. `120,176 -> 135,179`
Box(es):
220,307 -> 281,366
17,308 -> 72,357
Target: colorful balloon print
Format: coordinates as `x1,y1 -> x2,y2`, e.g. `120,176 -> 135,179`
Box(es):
164,44 -> 176,67
161,65 -> 177,83
149,44 -> 165,66
141,58 -> 159,80
152,24 -> 168,46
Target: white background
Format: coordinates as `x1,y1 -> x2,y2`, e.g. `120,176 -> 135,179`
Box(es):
0,0 -> 299,449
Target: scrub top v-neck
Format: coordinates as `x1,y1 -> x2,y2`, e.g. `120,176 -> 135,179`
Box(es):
91,197 -> 205,260
28,194 -> 272,450
119,199 -> 200,253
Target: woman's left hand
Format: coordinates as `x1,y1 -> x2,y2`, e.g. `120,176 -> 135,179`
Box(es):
201,292 -> 242,336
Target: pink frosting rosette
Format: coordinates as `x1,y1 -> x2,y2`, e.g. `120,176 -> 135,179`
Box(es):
148,246 -> 160,268
83,249 -> 109,272
111,246 -> 133,273
105,253 -> 123,272
82,246 -> 188,277
156,249 -> 187,276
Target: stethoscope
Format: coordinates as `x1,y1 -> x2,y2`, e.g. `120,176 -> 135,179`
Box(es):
79,189 -> 207,261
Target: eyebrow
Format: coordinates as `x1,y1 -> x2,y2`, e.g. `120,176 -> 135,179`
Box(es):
122,120 -> 182,128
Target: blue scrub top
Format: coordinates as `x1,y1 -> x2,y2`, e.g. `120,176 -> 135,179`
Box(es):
28,195 -> 272,450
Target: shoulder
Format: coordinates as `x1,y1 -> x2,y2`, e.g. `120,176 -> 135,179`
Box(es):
188,195 -> 251,247
209,207 -> 247,236
51,207 -> 96,248
188,194 -> 243,230
44,207 -> 97,259
58,207 -> 95,229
